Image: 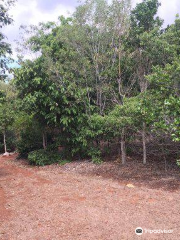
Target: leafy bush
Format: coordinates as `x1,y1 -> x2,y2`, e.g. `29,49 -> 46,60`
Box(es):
46,143 -> 58,152
17,126 -> 42,157
91,156 -> 103,164
88,147 -> 103,164
28,149 -> 63,166
0,130 -> 16,153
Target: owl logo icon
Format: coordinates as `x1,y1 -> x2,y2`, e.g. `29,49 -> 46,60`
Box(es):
135,227 -> 143,235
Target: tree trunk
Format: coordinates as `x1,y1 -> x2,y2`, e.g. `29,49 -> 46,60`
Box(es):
161,141 -> 167,172
121,128 -> 126,164
142,122 -> 147,164
3,130 -> 7,153
43,132 -> 47,150
45,133 -> 48,148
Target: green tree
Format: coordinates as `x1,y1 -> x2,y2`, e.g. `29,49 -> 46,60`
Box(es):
125,0 -> 172,163
0,0 -> 15,80
0,81 -> 16,153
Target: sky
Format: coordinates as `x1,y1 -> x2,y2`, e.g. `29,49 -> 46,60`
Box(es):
2,0 -> 180,60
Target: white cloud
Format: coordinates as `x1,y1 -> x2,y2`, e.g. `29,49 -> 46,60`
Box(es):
2,0 -> 74,59
158,0 -> 179,26
2,0 -> 180,60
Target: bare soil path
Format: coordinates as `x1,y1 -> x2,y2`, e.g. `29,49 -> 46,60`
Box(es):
0,155 -> 180,240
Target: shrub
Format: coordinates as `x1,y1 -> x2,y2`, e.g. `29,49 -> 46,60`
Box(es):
88,147 -> 103,164
46,143 -> 58,152
91,156 -> 103,164
6,130 -> 17,152
28,149 -> 63,166
17,128 -> 42,157
0,130 -> 16,153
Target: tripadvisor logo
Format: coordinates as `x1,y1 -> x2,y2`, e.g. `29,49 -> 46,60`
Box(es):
135,227 -> 143,235
135,227 -> 173,235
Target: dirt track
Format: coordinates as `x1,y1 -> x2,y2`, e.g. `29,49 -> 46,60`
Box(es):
0,155 -> 180,240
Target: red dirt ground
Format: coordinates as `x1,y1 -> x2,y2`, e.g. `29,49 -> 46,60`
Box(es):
0,154 -> 180,240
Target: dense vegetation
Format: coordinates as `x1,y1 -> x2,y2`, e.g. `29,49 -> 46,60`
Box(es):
1,0 -> 180,166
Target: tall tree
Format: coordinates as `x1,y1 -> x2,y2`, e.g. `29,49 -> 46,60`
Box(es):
127,0 -> 164,164
0,81 -> 16,153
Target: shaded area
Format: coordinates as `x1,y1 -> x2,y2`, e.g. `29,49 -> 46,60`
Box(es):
61,156 -> 180,192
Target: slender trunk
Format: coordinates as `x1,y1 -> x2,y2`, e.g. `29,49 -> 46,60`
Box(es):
96,139 -> 100,148
3,130 -> 7,153
164,156 -> 167,172
161,141 -> 167,172
107,140 -> 110,149
43,132 -> 46,150
142,122 -> 147,164
99,89 -> 102,115
45,133 -> 48,148
121,128 -> 126,164
118,49 -> 126,164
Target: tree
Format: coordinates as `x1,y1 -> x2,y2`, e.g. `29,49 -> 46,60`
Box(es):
126,0 -> 168,164
147,58 -> 180,141
14,55 -> 88,155
0,81 -> 16,153
10,0 -> 180,166
0,0 -> 15,80
16,1 -> 133,163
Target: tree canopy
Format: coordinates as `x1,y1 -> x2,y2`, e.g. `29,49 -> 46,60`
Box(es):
0,0 -> 180,166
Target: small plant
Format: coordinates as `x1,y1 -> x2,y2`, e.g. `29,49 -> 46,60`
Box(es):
88,147 -> 103,164
176,159 -> 180,167
91,156 -> 103,164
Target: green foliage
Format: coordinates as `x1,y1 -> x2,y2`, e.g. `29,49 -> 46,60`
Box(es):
91,156 -> 103,165
147,57 -> 180,141
0,0 -> 15,79
130,0 -> 162,33
87,147 -> 103,164
16,117 -> 43,157
17,131 -> 42,157
28,149 -> 63,166
2,0 -> 180,164
0,81 -> 16,152
0,130 -> 15,152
